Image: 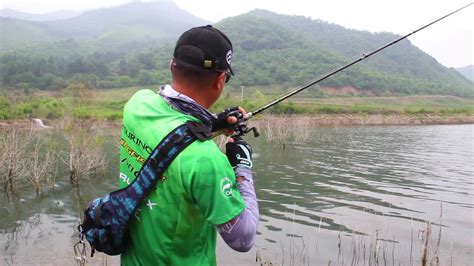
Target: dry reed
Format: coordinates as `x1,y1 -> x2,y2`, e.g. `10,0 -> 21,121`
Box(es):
252,115 -> 314,145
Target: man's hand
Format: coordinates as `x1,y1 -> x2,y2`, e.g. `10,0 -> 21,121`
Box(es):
212,106 -> 247,136
225,137 -> 252,169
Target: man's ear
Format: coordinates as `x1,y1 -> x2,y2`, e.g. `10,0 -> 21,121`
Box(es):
214,72 -> 226,90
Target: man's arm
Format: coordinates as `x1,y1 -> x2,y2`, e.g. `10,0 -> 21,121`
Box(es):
218,138 -> 259,252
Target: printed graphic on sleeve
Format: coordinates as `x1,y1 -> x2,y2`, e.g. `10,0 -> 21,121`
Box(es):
220,177 -> 233,197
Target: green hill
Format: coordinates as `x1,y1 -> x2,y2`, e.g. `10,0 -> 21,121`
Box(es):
245,9 -> 447,79
0,3 -> 471,97
217,10 -> 472,97
0,2 -> 209,52
0,8 -> 80,21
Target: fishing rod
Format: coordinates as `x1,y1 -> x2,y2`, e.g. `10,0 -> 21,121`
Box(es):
230,2 -> 472,137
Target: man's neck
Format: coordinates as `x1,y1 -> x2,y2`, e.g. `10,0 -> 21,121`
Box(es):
171,81 -> 212,109
162,85 -> 194,102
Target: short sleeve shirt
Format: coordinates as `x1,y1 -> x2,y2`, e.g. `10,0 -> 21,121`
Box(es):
119,89 -> 245,265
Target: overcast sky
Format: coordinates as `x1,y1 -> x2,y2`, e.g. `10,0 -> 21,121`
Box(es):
1,0 -> 472,68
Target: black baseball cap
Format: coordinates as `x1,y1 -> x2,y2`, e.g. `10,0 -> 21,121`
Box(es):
173,25 -> 234,76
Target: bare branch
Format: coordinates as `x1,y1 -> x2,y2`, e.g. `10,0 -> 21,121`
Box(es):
0,127 -> 35,197
61,118 -> 107,186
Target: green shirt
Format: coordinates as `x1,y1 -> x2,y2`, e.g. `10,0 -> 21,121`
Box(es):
119,89 -> 245,265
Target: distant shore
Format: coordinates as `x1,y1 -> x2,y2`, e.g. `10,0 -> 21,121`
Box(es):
250,113 -> 474,126
1,113 -> 473,130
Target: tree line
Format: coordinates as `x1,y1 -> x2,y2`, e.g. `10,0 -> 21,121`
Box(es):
1,12 -> 472,98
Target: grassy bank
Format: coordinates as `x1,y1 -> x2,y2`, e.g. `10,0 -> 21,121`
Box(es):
1,85 -> 473,123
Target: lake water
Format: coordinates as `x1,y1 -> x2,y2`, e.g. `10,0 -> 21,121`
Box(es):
1,124 -> 473,265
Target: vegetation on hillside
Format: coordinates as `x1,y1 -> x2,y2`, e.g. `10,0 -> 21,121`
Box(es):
1,85 -> 473,121
0,2 -> 208,52
0,3 -> 472,98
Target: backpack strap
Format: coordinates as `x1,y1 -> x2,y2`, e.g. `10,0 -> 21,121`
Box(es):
186,120 -> 212,140
110,121 -> 209,215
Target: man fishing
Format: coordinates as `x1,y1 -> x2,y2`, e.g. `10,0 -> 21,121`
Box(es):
77,3 -> 472,264
118,25 -> 259,265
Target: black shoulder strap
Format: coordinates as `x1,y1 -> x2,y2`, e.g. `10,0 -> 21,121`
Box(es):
185,120 -> 212,141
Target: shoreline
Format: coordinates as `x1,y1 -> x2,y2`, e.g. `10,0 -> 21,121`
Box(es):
0,113 -> 473,129
252,113 -> 474,127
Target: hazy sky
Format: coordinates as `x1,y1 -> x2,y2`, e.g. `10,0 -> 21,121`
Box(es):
1,0 -> 473,68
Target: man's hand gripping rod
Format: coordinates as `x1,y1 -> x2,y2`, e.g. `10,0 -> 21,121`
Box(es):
221,2 -> 473,137
213,107 -> 259,138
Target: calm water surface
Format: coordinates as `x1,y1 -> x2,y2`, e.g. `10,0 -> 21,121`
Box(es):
1,124 -> 473,265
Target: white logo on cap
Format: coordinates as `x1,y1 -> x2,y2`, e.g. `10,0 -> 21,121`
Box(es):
226,50 -> 232,65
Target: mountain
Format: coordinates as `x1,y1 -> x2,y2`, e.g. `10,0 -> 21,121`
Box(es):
237,10 -> 467,84
0,3 -> 471,97
215,11 -> 472,96
456,65 -> 474,81
0,8 -> 80,21
0,2 -> 209,52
